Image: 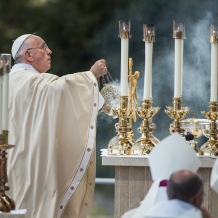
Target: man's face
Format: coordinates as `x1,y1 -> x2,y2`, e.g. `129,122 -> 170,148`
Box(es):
27,36 -> 52,73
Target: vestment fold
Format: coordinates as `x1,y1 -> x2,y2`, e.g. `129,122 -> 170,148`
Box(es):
8,68 -> 101,218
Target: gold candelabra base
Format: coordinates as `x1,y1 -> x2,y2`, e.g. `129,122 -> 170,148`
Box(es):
0,131 -> 15,212
132,99 -> 160,155
165,97 -> 190,134
108,96 -> 133,155
199,101 -> 218,156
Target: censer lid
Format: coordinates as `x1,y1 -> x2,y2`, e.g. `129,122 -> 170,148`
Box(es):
98,70 -> 120,117
100,84 -> 120,116
100,84 -> 120,101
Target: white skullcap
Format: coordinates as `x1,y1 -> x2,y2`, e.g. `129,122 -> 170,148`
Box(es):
11,34 -> 32,60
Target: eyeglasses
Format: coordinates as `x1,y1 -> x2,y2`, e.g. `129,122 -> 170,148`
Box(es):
27,44 -> 49,52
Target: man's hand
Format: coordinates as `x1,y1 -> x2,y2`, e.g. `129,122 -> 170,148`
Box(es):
90,59 -> 107,78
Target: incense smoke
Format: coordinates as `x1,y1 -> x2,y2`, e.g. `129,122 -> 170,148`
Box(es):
94,1 -> 218,149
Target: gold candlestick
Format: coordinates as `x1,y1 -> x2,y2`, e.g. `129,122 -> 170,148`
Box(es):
133,99 -> 160,155
199,101 -> 218,156
108,96 -> 133,155
0,131 -> 15,212
165,97 -> 189,134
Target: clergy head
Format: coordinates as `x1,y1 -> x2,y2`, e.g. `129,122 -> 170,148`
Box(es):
167,170 -> 204,209
11,34 -> 52,73
128,133 -> 202,218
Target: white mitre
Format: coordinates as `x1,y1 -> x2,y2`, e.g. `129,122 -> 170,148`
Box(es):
11,34 -> 32,60
131,133 -> 201,218
210,158 -> 218,194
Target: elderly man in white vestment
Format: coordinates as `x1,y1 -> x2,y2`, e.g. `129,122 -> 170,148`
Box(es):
7,34 -> 107,218
145,170 -> 211,218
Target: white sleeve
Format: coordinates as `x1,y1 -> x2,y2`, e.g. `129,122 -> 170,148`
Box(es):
85,71 -> 104,110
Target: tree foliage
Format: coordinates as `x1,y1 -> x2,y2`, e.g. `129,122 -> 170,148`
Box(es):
0,0 -> 128,75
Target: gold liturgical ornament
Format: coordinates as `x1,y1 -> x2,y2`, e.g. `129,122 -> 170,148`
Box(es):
0,54 -> 15,212
165,97 -> 190,134
133,100 -> 160,155
133,25 -> 160,155
179,24 -> 218,156
200,101 -> 218,156
128,58 -> 139,125
110,96 -> 134,155
0,131 -> 15,212
107,58 -> 139,155
99,62 -> 134,155
104,22 -> 160,155
107,21 -> 135,155
180,115 -> 202,152
105,57 -> 160,155
101,20 -> 218,156
165,21 -> 189,135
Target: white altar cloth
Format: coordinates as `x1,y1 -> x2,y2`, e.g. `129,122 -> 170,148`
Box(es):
101,149 -> 216,167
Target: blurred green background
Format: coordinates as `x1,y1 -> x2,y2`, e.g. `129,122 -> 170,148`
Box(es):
1,0 -> 218,217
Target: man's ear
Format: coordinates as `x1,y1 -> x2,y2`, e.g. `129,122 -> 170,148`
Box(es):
24,50 -> 33,62
192,190 -> 203,209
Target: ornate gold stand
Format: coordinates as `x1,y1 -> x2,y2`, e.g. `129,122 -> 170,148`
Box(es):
108,96 -> 133,155
199,101 -> 218,156
0,130 -> 15,212
165,97 -> 189,134
133,99 -> 160,155
180,115 -> 202,152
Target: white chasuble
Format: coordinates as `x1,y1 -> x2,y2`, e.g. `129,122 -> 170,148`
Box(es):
7,68 -> 102,218
145,199 -> 202,218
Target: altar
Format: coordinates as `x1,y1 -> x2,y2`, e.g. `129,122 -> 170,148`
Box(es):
101,150 -> 218,218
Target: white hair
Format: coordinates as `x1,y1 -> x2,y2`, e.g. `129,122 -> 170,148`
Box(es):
14,39 -> 31,63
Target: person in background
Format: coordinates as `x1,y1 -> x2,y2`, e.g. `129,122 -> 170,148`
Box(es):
7,33 -> 106,218
121,133 -> 211,218
145,170 -> 211,218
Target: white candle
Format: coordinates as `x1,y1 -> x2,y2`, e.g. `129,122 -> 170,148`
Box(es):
180,40 -> 184,96
120,38 -> 129,96
174,38 -> 183,97
2,67 -> 9,130
210,43 -> 218,101
143,42 -> 153,100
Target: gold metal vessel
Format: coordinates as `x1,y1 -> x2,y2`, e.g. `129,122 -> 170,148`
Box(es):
133,99 -> 160,155
199,101 -> 218,156
165,97 -> 189,134
0,131 -> 15,212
